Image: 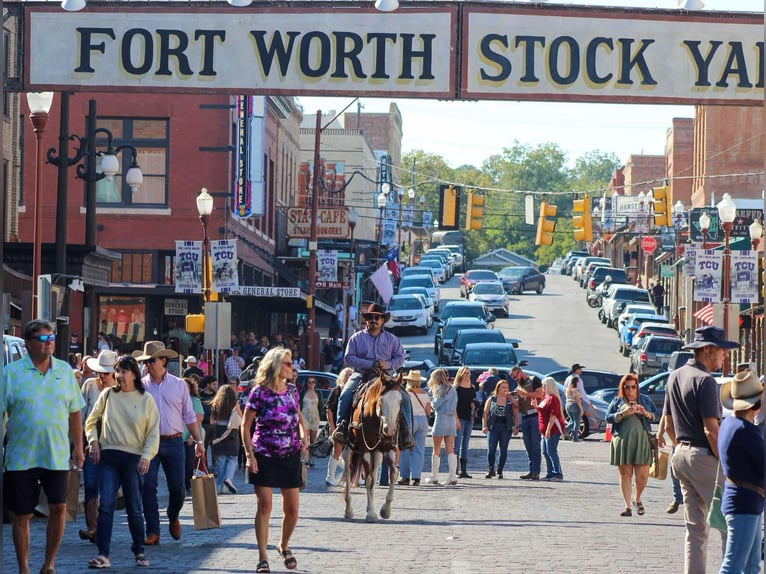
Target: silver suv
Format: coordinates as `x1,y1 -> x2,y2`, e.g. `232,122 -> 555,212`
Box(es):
602,285 -> 651,328
631,335 -> 684,380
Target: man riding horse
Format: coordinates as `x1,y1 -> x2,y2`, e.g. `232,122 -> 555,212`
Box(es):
333,303 -> 415,450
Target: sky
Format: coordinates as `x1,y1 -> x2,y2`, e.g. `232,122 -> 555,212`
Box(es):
298,0 -> 764,171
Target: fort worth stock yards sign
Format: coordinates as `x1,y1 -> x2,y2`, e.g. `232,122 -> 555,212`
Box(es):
20,3 -> 762,106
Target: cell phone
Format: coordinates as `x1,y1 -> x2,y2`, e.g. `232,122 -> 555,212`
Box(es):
630,401 -> 636,407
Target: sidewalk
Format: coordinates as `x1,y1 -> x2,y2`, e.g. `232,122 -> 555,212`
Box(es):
3,433 -> 722,573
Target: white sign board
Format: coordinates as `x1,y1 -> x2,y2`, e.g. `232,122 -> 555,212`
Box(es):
236,286 -> 301,298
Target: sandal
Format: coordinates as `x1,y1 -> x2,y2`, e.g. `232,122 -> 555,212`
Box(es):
635,501 -> 645,515
135,554 -> 150,568
87,556 -> 111,569
620,507 -> 632,517
255,559 -> 270,573
278,547 -> 298,570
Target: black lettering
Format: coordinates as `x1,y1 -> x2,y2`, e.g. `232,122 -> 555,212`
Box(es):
585,37 -> 613,85
480,34 -> 511,82
194,30 -> 225,77
250,31 -> 300,76
299,32 -> 331,77
155,29 -> 193,77
400,34 -> 435,80
74,27 -> 116,73
548,36 -> 579,85
367,32 -> 397,79
121,29 -> 153,76
756,42 -> 764,88
715,42 -> 752,88
514,35 -> 545,82
682,40 -> 722,87
617,38 -> 657,86
332,32 -> 366,79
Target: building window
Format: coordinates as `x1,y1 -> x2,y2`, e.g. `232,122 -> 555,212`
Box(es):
110,252 -> 154,284
98,296 -> 146,348
94,118 -> 169,207
3,31 -> 10,117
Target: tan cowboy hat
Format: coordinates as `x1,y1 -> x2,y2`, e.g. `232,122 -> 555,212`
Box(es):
720,370 -> 764,411
86,350 -> 118,373
402,369 -> 421,383
134,341 -> 179,362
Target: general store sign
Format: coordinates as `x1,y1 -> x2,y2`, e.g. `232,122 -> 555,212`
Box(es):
236,286 -> 301,298
21,4 -> 763,105
286,208 -> 350,239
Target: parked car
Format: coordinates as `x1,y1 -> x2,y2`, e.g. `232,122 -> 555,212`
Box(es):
435,317 -> 488,363
615,303 -> 659,332
385,294 -> 432,335
555,382 -> 609,438
4,335 -> 27,365
447,328 -> 509,366
662,350 -> 694,371
497,266 -> 545,295
545,368 -> 623,395
618,314 -> 670,356
401,265 -> 438,281
602,285 -> 652,328
631,335 -> 684,380
579,260 -> 611,288
416,258 -> 447,283
468,281 -> 511,317
591,371 -> 671,414
438,300 -> 496,326
397,274 -> 440,309
437,245 -> 465,273
562,250 -> 589,275
629,323 -> 680,357
397,286 -> 436,317
422,251 -> 453,277
459,269 -> 500,297
460,342 -> 526,369
585,267 -> 628,299
573,256 -> 610,283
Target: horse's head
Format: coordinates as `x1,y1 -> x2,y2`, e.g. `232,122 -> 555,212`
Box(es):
377,372 -> 403,437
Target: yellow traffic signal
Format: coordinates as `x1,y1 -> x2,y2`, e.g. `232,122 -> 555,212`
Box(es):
535,201 -> 557,246
652,185 -> 669,227
573,195 -> 593,242
439,184 -> 459,230
465,190 -> 485,230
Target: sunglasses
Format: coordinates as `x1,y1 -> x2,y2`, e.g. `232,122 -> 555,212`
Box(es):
624,384 -> 637,389
366,315 -> 384,321
32,334 -> 56,342
145,358 -> 158,364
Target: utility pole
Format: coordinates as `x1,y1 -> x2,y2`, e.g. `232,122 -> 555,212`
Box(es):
307,111 -> 322,370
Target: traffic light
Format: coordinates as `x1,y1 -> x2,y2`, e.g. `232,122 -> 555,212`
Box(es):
465,190 -> 485,230
652,185 -> 669,227
573,195 -> 593,242
535,201 -> 557,246
438,184 -> 460,230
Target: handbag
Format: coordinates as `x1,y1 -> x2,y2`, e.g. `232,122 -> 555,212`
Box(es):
190,458 -> 221,530
411,391 -> 434,427
649,448 -> 670,480
92,388 -> 112,449
706,462 -> 727,532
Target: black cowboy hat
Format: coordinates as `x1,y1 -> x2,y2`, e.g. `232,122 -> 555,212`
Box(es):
362,303 -> 391,322
683,325 -> 740,350
570,363 -> 585,373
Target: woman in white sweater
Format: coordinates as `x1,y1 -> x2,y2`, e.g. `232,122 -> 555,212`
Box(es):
85,355 -> 160,569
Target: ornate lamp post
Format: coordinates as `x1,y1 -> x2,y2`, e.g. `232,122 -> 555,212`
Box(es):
344,207 -> 358,343
748,218 -> 762,364
196,188 -> 214,303
717,192 -> 737,376
699,211 -> 711,250
377,187 -> 388,253
636,191 -> 646,287
26,92 -> 54,314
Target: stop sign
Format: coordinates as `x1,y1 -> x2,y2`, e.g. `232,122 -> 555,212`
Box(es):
640,236 -> 658,254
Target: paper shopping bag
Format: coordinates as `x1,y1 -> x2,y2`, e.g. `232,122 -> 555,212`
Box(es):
65,470 -> 81,522
191,474 -> 221,530
649,449 -> 669,480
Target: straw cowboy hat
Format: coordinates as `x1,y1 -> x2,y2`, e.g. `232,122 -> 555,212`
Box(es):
135,341 -> 179,361
720,370 -> 764,411
403,370 -> 422,383
683,325 -> 740,350
362,303 -> 390,322
86,350 -> 118,373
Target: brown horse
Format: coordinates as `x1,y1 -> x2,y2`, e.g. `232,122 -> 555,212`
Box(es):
342,371 -> 402,522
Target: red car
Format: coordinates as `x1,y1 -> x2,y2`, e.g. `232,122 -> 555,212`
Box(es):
459,269 -> 500,298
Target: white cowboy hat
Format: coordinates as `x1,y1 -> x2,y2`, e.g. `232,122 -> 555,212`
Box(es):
134,341 -> 179,362
184,355 -> 197,363
86,350 -> 118,374
720,370 -> 764,411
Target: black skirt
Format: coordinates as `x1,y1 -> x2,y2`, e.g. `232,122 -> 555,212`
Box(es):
247,452 -> 303,489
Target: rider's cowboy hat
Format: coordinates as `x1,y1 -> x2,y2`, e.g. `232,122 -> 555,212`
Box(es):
134,341 -> 179,362
402,370 -> 422,383
683,325 -> 740,350
86,350 -> 118,373
362,303 -> 390,322
720,370 -> 764,411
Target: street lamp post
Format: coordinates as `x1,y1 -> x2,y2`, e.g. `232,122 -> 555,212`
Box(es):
699,211 -> 711,250
196,188 -> 214,377
673,200 -> 686,332
26,92 -> 54,315
377,186 -> 389,252
717,193 -> 737,377
344,208 -> 358,343
748,218 -> 762,365
636,191 -> 646,288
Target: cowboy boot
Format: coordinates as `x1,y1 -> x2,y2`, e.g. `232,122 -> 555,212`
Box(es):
325,457 -> 340,487
427,455 -> 440,484
458,458 -> 472,479
447,454 -> 458,485
332,420 -> 348,445
78,498 -> 98,542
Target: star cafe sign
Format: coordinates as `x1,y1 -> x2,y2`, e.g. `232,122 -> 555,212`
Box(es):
286,207 -> 350,240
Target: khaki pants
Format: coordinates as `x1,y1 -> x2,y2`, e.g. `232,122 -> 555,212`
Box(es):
671,444 -> 726,574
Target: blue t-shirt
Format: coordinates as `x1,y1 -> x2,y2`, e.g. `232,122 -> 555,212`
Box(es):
718,415 -> 764,516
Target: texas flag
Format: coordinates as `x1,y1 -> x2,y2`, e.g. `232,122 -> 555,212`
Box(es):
385,247 -> 401,282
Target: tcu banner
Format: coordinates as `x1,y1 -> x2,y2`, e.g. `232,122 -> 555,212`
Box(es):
693,250 -> 723,303
730,251 -> 759,304
211,240 -> 239,293
318,250 -> 338,282
175,241 -> 203,294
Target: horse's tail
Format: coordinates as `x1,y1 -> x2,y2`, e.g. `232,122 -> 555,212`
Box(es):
346,450 -> 362,489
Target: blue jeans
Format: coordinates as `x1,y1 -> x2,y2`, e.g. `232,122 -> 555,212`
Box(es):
520,415 -> 541,476
670,446 -> 683,503
400,414 -> 428,480
215,455 -> 238,490
487,425 -> 511,470
97,449 -> 145,558
83,454 -> 102,502
142,437 -> 185,536
564,403 -> 582,442
455,418 -> 472,460
720,513 -> 762,574
337,372 -> 412,430
541,434 -> 562,478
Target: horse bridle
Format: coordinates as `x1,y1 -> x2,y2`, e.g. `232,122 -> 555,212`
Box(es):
355,377 -> 399,452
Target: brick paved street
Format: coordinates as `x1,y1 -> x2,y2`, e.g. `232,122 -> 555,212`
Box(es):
2,432 -> 723,573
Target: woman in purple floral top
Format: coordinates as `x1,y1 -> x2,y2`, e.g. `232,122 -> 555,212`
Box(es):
242,347 -> 307,573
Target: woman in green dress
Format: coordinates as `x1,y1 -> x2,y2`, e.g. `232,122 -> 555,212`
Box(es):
605,374 -> 657,517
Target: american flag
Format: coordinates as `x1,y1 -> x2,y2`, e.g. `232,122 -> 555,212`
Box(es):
693,303 -> 714,325
385,247 -> 401,282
